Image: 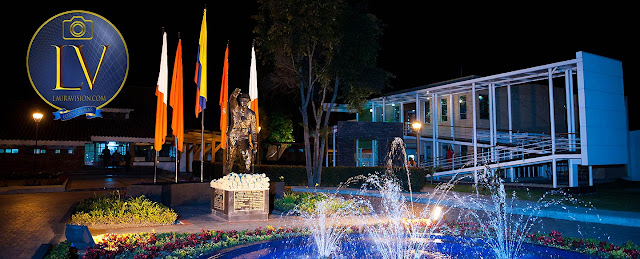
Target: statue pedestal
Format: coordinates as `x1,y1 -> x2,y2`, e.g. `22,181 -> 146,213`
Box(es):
211,188 -> 269,222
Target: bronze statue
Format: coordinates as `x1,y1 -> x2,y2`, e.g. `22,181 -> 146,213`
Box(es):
225,88 -> 258,174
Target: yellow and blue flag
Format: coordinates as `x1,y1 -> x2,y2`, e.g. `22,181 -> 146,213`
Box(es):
194,8 -> 207,117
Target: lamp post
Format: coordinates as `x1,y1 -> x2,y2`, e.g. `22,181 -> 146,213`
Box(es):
257,126 -> 261,167
412,121 -> 422,167
32,112 -> 43,174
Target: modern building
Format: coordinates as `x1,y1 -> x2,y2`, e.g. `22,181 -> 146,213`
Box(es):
329,52 -> 633,187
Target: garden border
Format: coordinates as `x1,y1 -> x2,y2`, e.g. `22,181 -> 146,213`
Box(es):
0,177 -> 69,194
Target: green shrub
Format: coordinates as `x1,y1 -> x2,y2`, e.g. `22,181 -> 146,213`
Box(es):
71,191 -> 178,226
45,240 -> 72,259
197,163 -> 426,192
274,192 -> 369,215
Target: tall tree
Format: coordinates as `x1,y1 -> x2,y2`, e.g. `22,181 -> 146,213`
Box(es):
255,0 -> 387,186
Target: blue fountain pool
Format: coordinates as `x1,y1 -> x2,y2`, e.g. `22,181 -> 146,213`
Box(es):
208,234 -> 602,258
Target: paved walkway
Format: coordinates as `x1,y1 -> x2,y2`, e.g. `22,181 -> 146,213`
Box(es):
0,169 -> 179,259
0,191 -> 109,259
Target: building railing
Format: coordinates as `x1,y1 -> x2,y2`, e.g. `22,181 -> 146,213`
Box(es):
417,132 -> 580,171
403,122 -> 562,145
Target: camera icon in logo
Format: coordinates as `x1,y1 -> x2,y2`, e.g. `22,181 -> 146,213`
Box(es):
62,16 -> 93,40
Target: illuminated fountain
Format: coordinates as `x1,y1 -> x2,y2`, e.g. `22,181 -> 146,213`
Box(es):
211,138 -> 598,258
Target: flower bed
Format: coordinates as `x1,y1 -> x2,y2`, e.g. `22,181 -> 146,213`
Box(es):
50,221 -> 639,258
70,191 -> 178,228
526,231 -> 640,259
83,226 -> 307,259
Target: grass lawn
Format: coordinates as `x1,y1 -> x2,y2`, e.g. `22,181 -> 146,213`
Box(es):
423,179 -> 640,213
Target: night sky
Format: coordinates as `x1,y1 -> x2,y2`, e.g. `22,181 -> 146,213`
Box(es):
5,2 -> 638,132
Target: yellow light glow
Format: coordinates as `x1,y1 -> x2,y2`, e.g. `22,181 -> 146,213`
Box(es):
430,206 -> 443,221
32,113 -> 43,122
412,121 -> 422,131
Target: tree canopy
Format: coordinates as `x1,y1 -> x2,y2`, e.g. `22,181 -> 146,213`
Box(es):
254,0 -> 389,186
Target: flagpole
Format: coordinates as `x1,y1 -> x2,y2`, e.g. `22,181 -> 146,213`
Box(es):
174,32 -> 181,184
175,138 -> 178,183
201,111 -> 204,182
154,151 -> 158,184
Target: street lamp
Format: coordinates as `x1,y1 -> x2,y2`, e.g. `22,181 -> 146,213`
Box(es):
412,121 -> 422,167
32,112 -> 43,173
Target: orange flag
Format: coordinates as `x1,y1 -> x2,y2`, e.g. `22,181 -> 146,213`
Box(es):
170,39 -> 184,152
154,32 -> 168,151
219,45 -> 229,149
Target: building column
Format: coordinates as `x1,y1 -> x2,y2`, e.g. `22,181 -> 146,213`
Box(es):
371,101 -> 376,122
508,84 -> 513,144
568,158 -> 580,187
589,165 -> 593,186
472,83 -> 478,184
415,93 -> 421,166
450,94 -> 455,169
488,84 -> 496,162
450,94 -> 455,141
493,84 -> 498,161
565,69 -> 576,151
399,102 -> 404,125
355,139 -> 360,167
432,93 -> 438,167
552,158 -> 557,188
509,167 -> 515,182
186,143 -> 192,172
549,68 -> 556,154
372,140 -> 377,167
324,141 -> 329,167
382,97 -> 386,122
332,127 -> 337,167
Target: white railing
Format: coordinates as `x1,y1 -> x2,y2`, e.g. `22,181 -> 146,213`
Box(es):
419,133 -> 580,171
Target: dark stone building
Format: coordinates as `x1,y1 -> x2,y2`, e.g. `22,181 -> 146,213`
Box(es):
335,121 -> 403,166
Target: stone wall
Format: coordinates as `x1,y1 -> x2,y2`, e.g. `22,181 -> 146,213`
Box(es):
336,121 -> 403,166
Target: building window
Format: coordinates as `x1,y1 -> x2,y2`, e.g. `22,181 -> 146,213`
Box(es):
55,148 -> 75,154
393,105 -> 401,123
424,100 -> 431,124
479,94 -> 489,119
440,98 -> 448,122
459,96 -> 467,120
2,148 -> 18,154
33,149 -> 45,154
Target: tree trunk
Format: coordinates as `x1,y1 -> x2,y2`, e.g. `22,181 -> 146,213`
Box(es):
301,108 -> 314,187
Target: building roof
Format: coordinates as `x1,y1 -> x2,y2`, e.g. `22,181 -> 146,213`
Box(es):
0,86 -> 157,144
370,57 -> 579,103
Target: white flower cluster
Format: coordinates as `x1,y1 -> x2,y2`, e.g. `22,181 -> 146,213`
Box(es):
210,173 -> 270,190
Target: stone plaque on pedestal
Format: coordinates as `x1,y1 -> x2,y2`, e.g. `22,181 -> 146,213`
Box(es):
211,188 -> 269,221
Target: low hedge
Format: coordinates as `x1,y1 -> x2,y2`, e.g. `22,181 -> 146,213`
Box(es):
44,241 -> 73,259
274,192 -> 370,215
195,162 -> 425,192
70,191 -> 178,227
